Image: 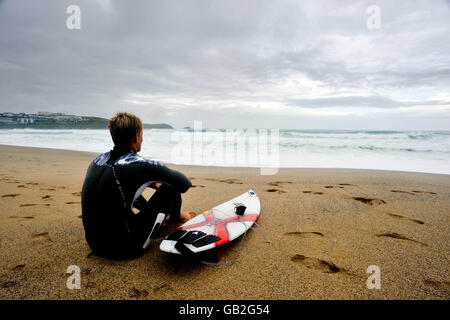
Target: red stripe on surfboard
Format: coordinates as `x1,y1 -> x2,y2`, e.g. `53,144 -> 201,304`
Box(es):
177,211 -> 214,231
215,220 -> 229,246
213,214 -> 258,246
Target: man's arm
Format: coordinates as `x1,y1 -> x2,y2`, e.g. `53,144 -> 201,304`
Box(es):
144,162 -> 192,193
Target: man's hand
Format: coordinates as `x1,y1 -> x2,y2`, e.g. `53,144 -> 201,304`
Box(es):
179,211 -> 196,223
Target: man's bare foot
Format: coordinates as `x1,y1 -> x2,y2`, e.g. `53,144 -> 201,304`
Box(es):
179,211 -> 196,223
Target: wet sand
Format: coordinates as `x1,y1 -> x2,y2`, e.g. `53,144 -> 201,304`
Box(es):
0,144 -> 449,299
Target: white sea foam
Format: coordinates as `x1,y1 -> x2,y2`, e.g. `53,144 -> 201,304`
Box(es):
0,128 -> 449,174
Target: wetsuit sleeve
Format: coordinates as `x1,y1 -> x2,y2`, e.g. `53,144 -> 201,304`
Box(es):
144,162 -> 192,193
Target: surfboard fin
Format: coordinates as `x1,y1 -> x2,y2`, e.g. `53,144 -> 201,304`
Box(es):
200,246 -> 223,264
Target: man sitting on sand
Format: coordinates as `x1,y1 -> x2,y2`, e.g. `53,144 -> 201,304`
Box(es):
81,112 -> 194,259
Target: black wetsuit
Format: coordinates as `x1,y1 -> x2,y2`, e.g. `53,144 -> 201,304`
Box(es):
81,145 -> 192,259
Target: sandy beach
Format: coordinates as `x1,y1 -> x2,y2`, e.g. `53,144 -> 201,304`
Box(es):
0,144 -> 448,300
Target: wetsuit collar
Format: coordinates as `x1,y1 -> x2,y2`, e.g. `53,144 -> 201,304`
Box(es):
108,144 -> 135,165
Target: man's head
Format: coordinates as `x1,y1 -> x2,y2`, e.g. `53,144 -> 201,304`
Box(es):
108,112 -> 143,152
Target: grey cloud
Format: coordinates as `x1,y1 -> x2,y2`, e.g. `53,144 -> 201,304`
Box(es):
0,0 -> 449,129
285,95 -> 450,109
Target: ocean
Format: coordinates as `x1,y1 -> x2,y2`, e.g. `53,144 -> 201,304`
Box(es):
0,128 -> 449,175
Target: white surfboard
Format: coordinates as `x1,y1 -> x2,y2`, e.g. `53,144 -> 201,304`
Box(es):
160,189 -> 260,255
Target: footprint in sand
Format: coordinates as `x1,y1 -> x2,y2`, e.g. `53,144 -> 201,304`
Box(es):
153,283 -> 173,292
205,178 -> 243,184
291,255 -> 340,274
391,190 -> 415,195
66,201 -> 81,204
41,195 -> 52,200
386,213 -> 424,225
339,183 -> 358,187
8,216 -> 35,220
1,280 -> 18,288
82,268 -> 92,276
266,189 -> 286,194
11,264 -> 25,271
376,232 -> 427,246
191,185 -> 205,188
1,178 -> 20,184
352,197 -> 385,205
412,190 -> 437,195
129,288 -> 149,298
267,182 -> 280,187
30,232 -> 52,245
423,279 -> 450,292
285,231 -> 340,257
31,232 -> 50,239
267,181 -> 293,187
20,203 -> 50,207
284,231 -> 324,238
2,193 -> 20,198
72,192 -> 82,197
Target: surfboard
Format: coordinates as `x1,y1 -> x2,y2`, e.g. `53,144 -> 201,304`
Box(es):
160,189 -> 260,255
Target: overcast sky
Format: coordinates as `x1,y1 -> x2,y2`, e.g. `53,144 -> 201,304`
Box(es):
1,0 -> 449,129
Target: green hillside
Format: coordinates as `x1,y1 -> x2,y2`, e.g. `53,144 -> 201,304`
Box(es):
0,116 -> 173,129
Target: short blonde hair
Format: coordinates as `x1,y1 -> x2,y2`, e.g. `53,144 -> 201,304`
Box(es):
108,112 -> 143,146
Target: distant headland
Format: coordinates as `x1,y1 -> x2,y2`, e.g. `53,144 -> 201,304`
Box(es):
0,112 -> 173,129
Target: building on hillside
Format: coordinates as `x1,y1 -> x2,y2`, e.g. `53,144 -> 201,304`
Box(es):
17,117 -> 34,124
